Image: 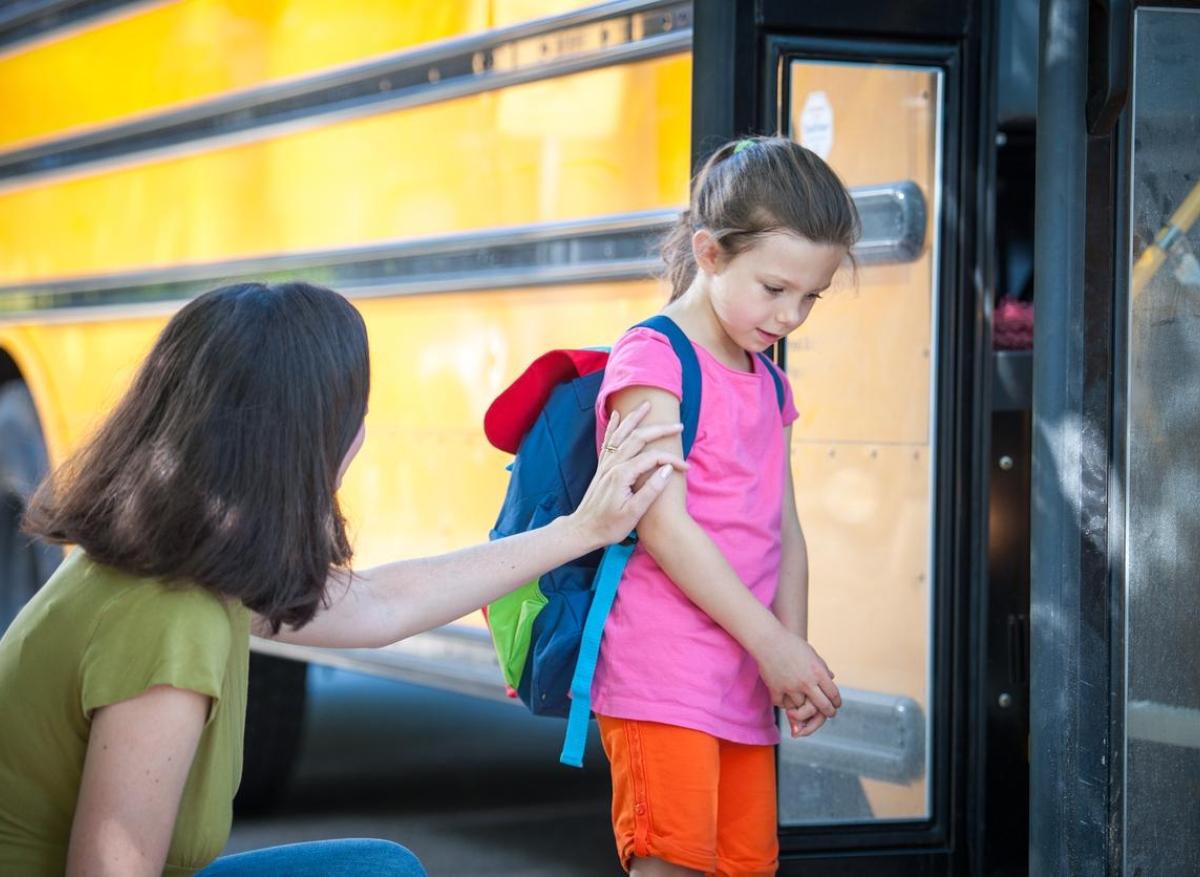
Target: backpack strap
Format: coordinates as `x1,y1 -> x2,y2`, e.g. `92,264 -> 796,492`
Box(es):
756,352 -> 786,415
633,315 -> 702,457
560,537 -> 636,767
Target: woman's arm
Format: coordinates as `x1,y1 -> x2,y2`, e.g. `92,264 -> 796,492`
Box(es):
271,515 -> 609,648
67,685 -> 209,877
607,387 -> 842,718
261,403 -> 687,648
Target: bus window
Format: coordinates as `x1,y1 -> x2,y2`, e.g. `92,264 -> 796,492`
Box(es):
776,60 -> 942,826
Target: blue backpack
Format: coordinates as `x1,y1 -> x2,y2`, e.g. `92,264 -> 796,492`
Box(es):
482,315 -> 784,766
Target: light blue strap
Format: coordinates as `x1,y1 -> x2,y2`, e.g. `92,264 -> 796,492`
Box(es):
560,538 -> 636,767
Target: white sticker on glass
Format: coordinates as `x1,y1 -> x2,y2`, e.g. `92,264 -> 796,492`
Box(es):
799,91 -> 834,159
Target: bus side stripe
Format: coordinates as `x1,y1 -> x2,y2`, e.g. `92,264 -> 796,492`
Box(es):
0,0 -> 692,188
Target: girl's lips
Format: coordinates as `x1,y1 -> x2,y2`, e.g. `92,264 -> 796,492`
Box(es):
756,329 -> 781,343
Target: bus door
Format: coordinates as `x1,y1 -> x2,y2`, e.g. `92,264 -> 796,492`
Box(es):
1031,1 -> 1200,874
692,1 -> 992,873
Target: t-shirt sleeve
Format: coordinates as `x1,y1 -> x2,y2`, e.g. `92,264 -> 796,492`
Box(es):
595,327 -> 684,447
80,585 -> 232,722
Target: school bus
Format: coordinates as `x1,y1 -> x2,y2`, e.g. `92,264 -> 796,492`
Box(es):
1,1 -> 1197,873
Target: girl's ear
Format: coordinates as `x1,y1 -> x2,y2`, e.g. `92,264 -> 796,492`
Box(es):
691,229 -> 725,276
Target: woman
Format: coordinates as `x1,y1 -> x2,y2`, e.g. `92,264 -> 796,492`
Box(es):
0,281 -> 685,877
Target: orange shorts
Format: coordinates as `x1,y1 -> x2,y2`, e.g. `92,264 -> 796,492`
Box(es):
597,714 -> 779,876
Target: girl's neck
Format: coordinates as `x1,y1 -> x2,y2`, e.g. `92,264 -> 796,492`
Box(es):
662,282 -> 754,372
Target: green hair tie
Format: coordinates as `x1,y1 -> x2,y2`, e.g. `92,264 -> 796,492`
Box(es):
733,138 -> 755,154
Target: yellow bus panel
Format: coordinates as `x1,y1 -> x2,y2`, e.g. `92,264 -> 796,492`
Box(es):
0,53 -> 691,284
0,0 -> 491,152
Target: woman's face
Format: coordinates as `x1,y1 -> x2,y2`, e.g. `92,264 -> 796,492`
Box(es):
336,421 -> 366,489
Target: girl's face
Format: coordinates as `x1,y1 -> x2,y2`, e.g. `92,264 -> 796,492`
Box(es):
336,421 -> 366,489
695,230 -> 846,354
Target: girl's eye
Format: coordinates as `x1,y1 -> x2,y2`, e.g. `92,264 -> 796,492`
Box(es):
806,292 -> 825,301
763,284 -> 784,295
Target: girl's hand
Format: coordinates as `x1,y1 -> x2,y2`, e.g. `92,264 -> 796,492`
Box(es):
784,695 -> 827,737
756,629 -> 841,721
569,401 -> 689,550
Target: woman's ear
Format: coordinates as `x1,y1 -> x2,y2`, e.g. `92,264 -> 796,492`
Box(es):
691,229 -> 725,276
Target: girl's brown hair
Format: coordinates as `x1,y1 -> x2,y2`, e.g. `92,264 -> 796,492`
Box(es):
662,136 -> 861,300
23,281 -> 370,632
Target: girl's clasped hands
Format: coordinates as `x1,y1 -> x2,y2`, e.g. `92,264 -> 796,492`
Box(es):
755,629 -> 842,738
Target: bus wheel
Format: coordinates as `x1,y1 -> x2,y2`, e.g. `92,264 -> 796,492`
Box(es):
0,381 -> 61,632
234,652 -> 308,814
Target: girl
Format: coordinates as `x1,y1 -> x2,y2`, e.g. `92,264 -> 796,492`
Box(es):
0,281 -> 686,877
592,137 -> 860,877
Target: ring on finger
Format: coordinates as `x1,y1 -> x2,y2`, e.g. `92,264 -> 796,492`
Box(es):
603,442 -> 621,454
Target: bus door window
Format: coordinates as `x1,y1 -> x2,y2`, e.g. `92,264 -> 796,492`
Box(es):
775,59 -> 942,826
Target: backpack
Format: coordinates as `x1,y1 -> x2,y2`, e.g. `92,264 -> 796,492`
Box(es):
482,315 -> 785,767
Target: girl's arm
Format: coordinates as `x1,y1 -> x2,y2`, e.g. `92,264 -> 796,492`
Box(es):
67,685 -> 209,877
774,427 -> 834,736
774,426 -> 809,639
608,386 -> 842,718
261,404 -> 687,648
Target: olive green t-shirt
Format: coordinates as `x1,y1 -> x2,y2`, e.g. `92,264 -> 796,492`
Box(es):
0,550 -> 251,876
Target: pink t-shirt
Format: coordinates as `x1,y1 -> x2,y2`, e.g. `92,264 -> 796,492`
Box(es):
591,326 -> 798,744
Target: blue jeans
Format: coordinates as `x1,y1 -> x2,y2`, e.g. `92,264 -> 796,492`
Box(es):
197,839 -> 426,876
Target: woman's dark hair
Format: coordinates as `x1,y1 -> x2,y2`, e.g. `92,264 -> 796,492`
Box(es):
662,136 -> 862,301
23,281 -> 370,632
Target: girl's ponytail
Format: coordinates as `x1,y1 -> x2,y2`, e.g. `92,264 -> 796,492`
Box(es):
661,209 -> 696,302
661,140 -> 742,301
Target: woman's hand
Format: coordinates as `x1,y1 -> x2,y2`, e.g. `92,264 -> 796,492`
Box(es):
755,628 -> 841,731
567,401 -> 689,550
